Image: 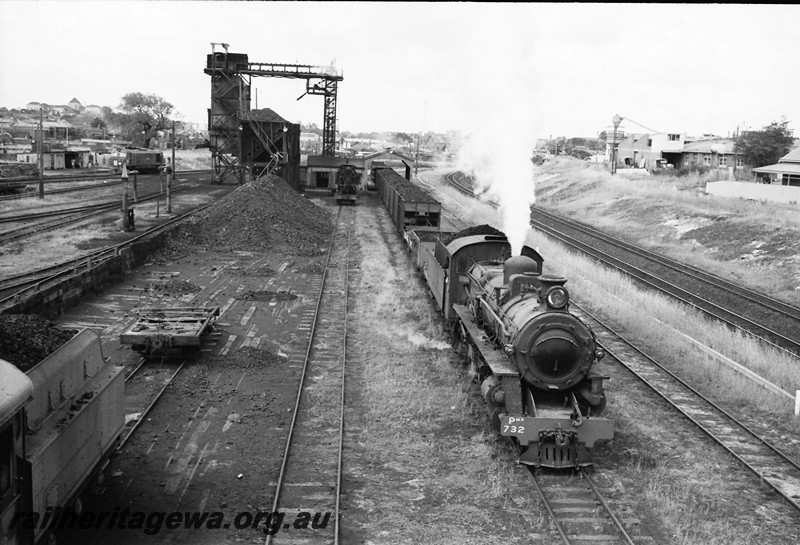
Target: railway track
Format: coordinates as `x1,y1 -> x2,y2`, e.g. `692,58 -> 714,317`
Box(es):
576,302 -> 800,514
528,468 -> 636,545
0,184 -> 190,244
445,170 -> 499,208
117,357 -> 188,450
530,206 -> 800,357
0,203 -> 212,310
265,205 -> 353,545
0,169 -> 212,201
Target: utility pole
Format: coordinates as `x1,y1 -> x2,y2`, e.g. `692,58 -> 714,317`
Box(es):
611,114 -> 622,175
37,109 -> 44,199
121,163 -> 130,231
168,121 -> 174,213
414,133 -> 420,177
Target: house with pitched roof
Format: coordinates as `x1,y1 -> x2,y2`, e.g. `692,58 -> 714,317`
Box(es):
752,146 -> 800,186
680,138 -> 744,171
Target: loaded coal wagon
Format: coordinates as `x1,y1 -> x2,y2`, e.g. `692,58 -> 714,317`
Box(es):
373,167 -> 440,232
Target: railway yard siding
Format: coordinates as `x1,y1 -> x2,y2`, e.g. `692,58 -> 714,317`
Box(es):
2,232 -> 170,318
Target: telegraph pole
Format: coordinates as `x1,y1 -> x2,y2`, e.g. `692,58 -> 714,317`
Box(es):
37,109 -> 44,199
414,133 -> 420,177
168,121 -> 174,213
611,114 -> 622,175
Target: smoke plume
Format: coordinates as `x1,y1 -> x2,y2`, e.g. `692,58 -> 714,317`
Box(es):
453,12 -> 541,255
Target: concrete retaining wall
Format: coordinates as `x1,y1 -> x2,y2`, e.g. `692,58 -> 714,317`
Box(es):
706,181 -> 800,205
2,231 -> 171,318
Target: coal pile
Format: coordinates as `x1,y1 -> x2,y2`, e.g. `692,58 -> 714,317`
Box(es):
147,279 -> 202,296
0,314 -> 77,372
439,224 -> 506,245
172,174 -> 332,255
237,290 -> 298,302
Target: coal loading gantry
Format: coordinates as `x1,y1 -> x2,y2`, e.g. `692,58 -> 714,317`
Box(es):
204,43 -> 343,185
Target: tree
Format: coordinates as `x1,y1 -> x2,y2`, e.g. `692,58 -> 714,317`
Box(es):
301,122 -> 322,135
90,117 -> 107,129
735,119 -> 795,168
394,132 -> 414,144
107,93 -> 174,148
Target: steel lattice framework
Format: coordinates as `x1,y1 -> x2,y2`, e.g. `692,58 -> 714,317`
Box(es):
205,47 -> 343,183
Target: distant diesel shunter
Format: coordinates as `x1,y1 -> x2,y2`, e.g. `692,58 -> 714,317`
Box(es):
334,164 -> 359,205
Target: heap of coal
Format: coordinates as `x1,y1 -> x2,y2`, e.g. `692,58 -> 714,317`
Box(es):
0,315 -> 77,372
171,174 -> 332,255
439,224 -> 506,245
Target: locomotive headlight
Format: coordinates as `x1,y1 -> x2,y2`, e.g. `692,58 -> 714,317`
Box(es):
546,287 -> 569,309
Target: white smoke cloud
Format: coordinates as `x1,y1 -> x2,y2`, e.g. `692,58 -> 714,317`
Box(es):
452,9 -> 542,255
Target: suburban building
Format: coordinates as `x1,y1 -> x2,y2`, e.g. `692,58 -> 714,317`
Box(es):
680,138 -> 744,171
752,146 -> 800,186
615,131 -> 691,169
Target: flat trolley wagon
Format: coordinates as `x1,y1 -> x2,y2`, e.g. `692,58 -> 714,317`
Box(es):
120,306 -> 220,355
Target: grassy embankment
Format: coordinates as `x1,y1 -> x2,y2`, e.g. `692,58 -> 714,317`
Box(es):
428,161 -> 800,542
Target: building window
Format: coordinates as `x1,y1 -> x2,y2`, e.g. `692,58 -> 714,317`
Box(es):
719,156 -> 727,167
703,156 -> 711,166
668,134 -> 680,141
736,157 -> 744,168
647,139 -> 652,147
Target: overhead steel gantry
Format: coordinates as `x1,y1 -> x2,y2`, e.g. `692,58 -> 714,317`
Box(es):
241,61 -> 342,156
204,44 -> 343,183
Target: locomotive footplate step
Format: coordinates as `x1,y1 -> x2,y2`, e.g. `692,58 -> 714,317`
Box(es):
452,304 -> 517,376
119,306 -> 220,354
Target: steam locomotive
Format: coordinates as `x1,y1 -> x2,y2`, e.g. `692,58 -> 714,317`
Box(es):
373,167 -> 614,467
415,232 -> 613,467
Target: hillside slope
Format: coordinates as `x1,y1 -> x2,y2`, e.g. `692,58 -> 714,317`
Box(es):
533,157 -> 800,305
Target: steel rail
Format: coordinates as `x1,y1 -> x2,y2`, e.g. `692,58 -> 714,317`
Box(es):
579,468 -> 636,544
116,360 -> 187,451
533,206 -> 800,322
0,179 -> 125,203
333,228 -> 351,545
0,185 -> 192,246
531,218 -> 800,358
0,202 -> 213,309
526,469 -> 570,544
526,466 -> 636,545
0,168 -> 211,186
265,206 -> 346,545
576,301 -> 800,513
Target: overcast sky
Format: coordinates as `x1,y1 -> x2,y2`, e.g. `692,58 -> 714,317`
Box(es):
1,2 -> 798,141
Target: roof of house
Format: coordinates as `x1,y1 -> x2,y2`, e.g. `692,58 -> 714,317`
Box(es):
681,138 -> 737,154
752,162 -> 800,174
778,146 -> 800,163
